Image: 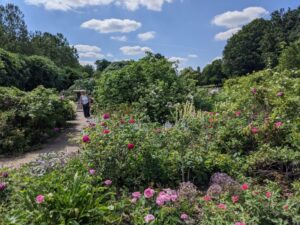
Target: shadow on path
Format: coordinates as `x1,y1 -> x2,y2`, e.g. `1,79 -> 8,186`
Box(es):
0,111 -> 86,169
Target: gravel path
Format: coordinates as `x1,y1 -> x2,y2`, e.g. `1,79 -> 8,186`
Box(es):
0,111 -> 86,169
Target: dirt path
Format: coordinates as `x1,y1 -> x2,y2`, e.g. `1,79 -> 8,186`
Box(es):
0,111 -> 87,169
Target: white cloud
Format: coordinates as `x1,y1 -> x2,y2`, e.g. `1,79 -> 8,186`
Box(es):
138,31 -> 156,41
188,54 -> 198,58
25,0 -> 173,11
81,18 -> 141,33
120,45 -> 152,55
107,53 -> 114,57
74,44 -> 104,59
212,7 -> 269,28
79,60 -> 96,67
214,27 -> 241,41
168,57 -> 188,63
212,56 -> 222,61
110,35 -> 127,42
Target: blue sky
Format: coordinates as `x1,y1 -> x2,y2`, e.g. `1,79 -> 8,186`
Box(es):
4,0 -> 300,69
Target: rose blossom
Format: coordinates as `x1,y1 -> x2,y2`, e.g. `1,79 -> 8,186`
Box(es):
235,222 -> 246,225
129,119 -> 135,124
235,111 -> 241,117
277,92 -> 284,97
232,195 -> 239,203
104,180 -> 112,186
266,191 -> 272,198
241,183 -> 249,191
132,192 -> 142,199
144,188 -> 155,198
82,135 -> 90,143
36,195 -> 45,204
0,183 -> 7,191
180,213 -> 189,221
217,203 -> 227,210
203,195 -> 212,201
127,143 -> 135,150
144,214 -> 155,223
275,122 -> 283,128
103,114 -> 110,120
251,127 -> 259,134
89,169 -> 96,175
103,129 -> 110,134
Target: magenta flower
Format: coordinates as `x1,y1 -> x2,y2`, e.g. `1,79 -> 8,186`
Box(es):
275,122 -> 283,128
89,169 -> 96,175
103,114 -> 110,120
180,213 -> 189,221
132,192 -> 142,199
144,214 -> 155,223
82,135 -> 90,143
266,191 -> 272,198
144,188 -> 155,198
36,195 -> 45,204
251,88 -> 257,94
217,203 -> 227,210
104,180 -> 112,186
203,195 -> 212,201
129,119 -> 135,124
277,92 -> 284,97
241,183 -> 249,191
251,127 -> 259,134
127,143 -> 135,150
0,183 -> 7,191
235,111 -> 241,117
103,129 -> 110,134
232,195 -> 239,203
235,222 -> 246,225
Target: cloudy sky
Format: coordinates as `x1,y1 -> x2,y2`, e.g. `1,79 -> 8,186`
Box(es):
4,0 -> 299,68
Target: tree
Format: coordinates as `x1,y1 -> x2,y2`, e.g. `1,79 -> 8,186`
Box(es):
95,59 -> 111,72
279,39 -> 300,70
201,59 -> 226,86
0,3 -> 29,53
180,67 -> 202,84
82,65 -> 94,77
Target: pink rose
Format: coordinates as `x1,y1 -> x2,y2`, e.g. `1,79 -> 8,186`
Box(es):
275,122 -> 283,128
235,222 -> 246,225
36,195 -> 45,204
144,188 -> 155,198
127,143 -> 135,150
104,180 -> 112,186
277,92 -> 284,97
132,192 -> 142,199
0,183 -> 7,191
266,191 -> 272,198
129,119 -> 135,124
180,213 -> 189,221
144,214 -> 155,223
103,129 -> 110,134
241,183 -> 249,191
82,135 -> 90,143
203,195 -> 212,201
235,111 -> 241,117
251,127 -> 259,134
232,195 -> 239,203
89,169 -> 96,175
103,114 -> 110,120
217,203 -> 227,210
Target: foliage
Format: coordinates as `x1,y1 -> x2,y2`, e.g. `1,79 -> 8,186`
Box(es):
279,38 -> 300,70
0,86 -> 75,155
201,59 -> 226,86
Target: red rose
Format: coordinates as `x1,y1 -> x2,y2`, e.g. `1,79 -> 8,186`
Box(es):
128,143 -> 135,150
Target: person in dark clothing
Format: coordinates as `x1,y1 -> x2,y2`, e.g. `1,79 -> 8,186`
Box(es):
80,91 -> 90,118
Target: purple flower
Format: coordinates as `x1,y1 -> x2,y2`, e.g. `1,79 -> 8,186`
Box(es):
144,214 -> 155,223
132,192 -> 142,199
277,92 -> 284,97
103,114 -> 110,120
89,169 -> 96,175
36,195 -> 45,204
180,213 -> 189,221
104,180 -> 112,186
0,183 -> 7,191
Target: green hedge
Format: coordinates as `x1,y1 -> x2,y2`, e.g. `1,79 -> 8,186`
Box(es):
0,86 -> 75,155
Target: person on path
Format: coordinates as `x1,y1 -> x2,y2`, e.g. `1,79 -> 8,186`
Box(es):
80,91 -> 91,118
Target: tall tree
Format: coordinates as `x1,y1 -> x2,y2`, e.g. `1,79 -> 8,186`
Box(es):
95,59 -> 111,72
201,59 -> 226,86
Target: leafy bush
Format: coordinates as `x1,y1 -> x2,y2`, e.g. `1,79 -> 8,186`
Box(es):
0,86 -> 75,155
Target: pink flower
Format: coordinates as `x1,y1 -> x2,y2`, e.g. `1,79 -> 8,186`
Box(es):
0,183 -> 7,191
232,195 -> 239,203
129,119 -> 135,124
235,222 -> 246,225
144,188 -> 155,198
251,127 -> 259,134
180,213 -> 189,221
156,197 -> 165,206
82,135 -> 90,143
266,191 -> 272,198
251,88 -> 257,94
103,114 -> 110,120
127,143 -> 135,150
103,129 -> 110,134
277,92 -> 284,97
241,183 -> 249,191
132,192 -> 142,199
104,180 -> 112,186
89,169 -> 96,175
217,203 -> 227,210
203,195 -> 212,201
36,195 -> 45,204
144,214 -> 155,223
283,204 -> 289,210
235,111 -> 241,117
275,122 -> 283,128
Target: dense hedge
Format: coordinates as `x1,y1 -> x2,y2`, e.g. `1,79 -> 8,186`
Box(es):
0,48 -> 83,91
0,86 -> 75,155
